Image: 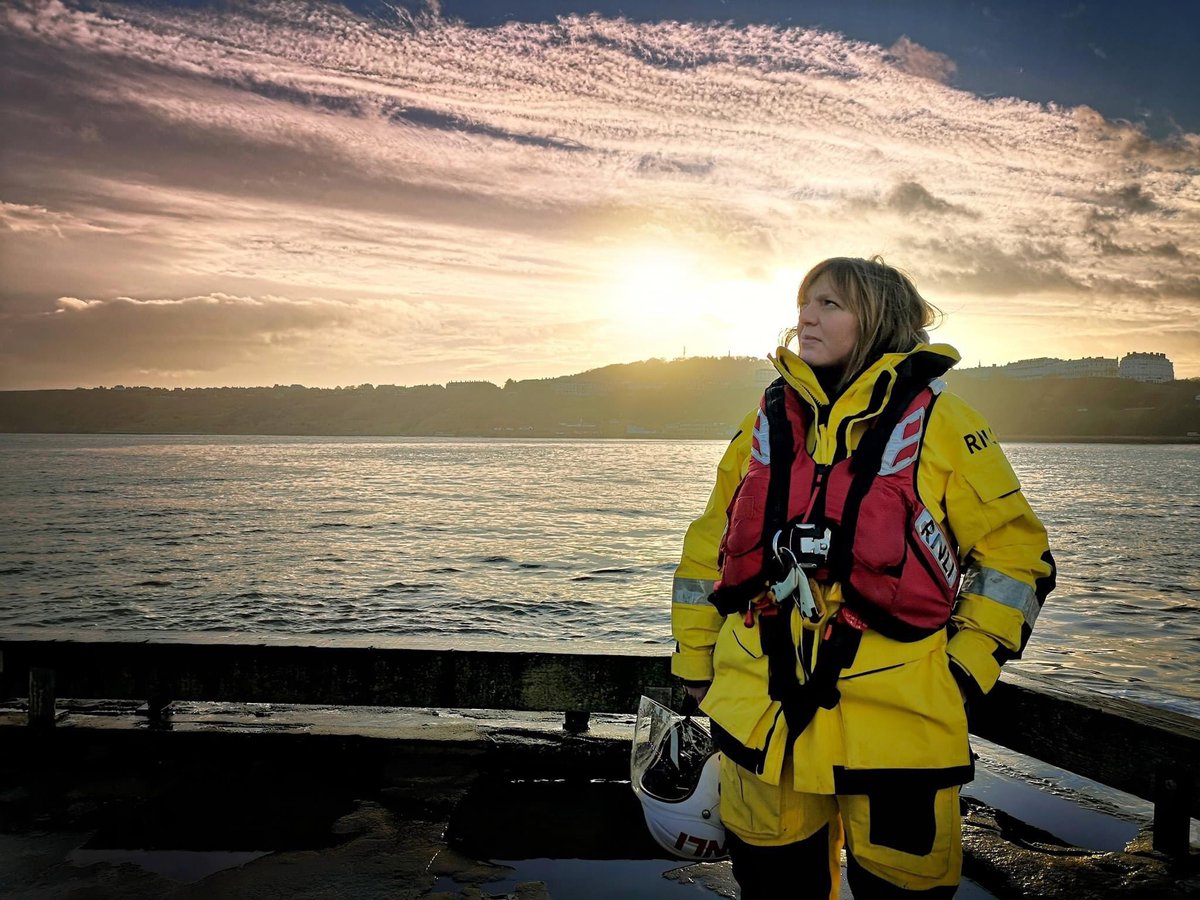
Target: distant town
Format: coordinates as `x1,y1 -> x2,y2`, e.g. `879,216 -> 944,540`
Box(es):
958,352 -> 1175,383
1,352 -> 1195,441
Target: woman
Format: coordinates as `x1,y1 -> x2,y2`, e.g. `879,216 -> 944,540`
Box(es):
671,257 -> 1054,898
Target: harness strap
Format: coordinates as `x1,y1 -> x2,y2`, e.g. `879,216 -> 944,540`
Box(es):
709,580 -> 766,617
762,378 -> 795,557
769,609 -> 865,744
759,595 -> 798,728
755,377 -> 804,714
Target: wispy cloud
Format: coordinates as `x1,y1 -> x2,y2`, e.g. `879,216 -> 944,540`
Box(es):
1,0 -> 1197,387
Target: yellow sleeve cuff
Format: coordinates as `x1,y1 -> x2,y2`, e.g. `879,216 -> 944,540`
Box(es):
953,591 -> 1027,654
671,651 -> 715,683
671,599 -> 721,683
947,629 -> 1003,695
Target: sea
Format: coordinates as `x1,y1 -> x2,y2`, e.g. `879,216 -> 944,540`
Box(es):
1,434 -> 1197,718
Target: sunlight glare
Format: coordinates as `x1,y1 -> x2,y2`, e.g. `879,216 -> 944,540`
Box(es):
608,249 -> 801,359
614,249 -> 698,322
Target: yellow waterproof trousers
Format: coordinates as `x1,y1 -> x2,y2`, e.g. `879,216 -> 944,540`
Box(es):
720,755 -> 962,897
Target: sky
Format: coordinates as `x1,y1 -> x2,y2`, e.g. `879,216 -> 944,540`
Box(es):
1,0 -> 1198,389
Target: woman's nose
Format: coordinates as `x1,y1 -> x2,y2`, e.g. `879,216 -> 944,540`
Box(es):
798,302 -> 817,325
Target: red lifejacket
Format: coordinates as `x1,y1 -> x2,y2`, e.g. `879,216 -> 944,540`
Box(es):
711,373 -> 960,642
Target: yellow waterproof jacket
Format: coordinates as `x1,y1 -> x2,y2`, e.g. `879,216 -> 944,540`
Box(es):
671,344 -> 1054,793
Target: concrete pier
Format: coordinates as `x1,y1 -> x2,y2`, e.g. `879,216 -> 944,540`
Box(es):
2,632 -> 1197,897
1,699 -> 1197,899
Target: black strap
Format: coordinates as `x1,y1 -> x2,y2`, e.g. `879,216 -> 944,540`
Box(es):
709,580 -> 765,616
715,617 -> 867,772
711,719 -> 770,775
777,617 -> 863,743
758,597 -> 799,731
761,377 -> 795,574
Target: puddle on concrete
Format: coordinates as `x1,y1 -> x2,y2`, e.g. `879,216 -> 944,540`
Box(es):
966,740 -> 1147,851
965,759 -> 1140,851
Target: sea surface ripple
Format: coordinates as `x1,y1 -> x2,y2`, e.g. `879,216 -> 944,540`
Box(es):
1,434 -> 1196,717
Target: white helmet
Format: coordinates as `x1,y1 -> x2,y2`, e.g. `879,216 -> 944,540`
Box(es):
631,695 -> 727,860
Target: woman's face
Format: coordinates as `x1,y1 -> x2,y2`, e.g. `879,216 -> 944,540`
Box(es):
798,272 -> 859,372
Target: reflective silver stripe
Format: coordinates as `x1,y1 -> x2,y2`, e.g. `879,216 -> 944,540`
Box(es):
751,410 -> 770,466
673,577 -> 715,606
961,566 -> 1040,626
879,406 -> 925,476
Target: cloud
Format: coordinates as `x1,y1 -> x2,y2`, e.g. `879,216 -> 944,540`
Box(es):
0,201 -> 115,237
921,238 -> 1083,297
1,0 -> 1198,384
1069,106 -> 1200,168
3,294 -> 358,375
636,153 -> 716,177
0,287 -> 605,388
1084,212 -> 1191,260
884,36 -> 958,84
885,181 -> 979,218
1092,183 -> 1161,214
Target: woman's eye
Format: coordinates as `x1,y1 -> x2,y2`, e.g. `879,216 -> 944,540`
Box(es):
801,296 -> 839,311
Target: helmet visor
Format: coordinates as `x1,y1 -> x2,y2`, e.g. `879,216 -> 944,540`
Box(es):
631,695 -> 716,803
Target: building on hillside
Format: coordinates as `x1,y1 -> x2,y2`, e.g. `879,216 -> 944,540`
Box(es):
991,356 -> 1119,379
1118,352 -> 1174,383
960,353 -> 1174,382
1069,356 -> 1121,378
991,358 -> 1054,379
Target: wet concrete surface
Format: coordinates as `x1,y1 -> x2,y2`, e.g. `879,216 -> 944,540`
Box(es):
1,701 -> 1196,898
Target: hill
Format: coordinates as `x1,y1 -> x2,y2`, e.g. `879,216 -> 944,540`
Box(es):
1,357 -> 1197,440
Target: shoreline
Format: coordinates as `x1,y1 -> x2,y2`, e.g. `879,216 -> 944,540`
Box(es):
2,430 -> 1198,444
1002,434 -> 1200,444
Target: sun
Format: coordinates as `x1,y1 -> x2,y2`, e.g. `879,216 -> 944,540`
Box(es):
615,249 -> 700,322
604,245 -> 802,359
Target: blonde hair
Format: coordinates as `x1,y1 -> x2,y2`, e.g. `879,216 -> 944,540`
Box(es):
785,256 -> 940,393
